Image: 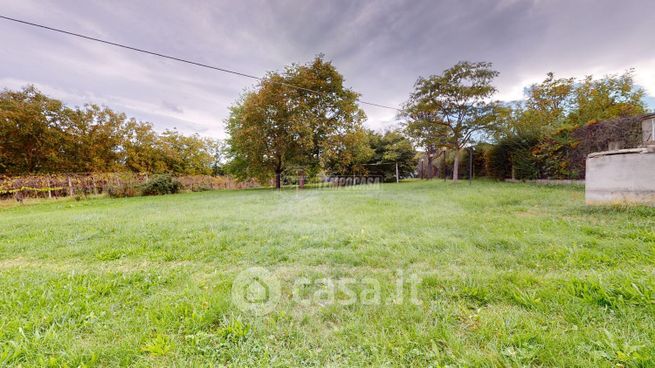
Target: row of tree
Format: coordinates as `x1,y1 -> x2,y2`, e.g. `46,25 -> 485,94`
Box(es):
400,62 -> 647,181
226,58 -> 647,185
0,79 -> 416,186
0,86 -> 224,175
484,70 -> 646,180
2,56 -> 648,185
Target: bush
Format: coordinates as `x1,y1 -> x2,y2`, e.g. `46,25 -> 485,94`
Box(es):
106,182 -> 140,198
485,135 -> 540,180
533,127 -> 582,179
141,174 -> 181,196
511,146 -> 540,180
486,142 -> 512,180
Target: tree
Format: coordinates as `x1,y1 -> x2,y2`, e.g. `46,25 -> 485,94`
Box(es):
403,61 -> 500,181
321,127 -> 373,175
365,129 -> 416,182
521,73 -> 575,134
0,85 -> 225,176
122,119 -> 166,173
159,129 -> 214,175
485,70 -> 647,180
226,56 -> 368,189
62,104 -> 126,172
0,86 -> 68,174
226,75 -> 310,189
207,139 -> 227,176
568,70 -> 646,127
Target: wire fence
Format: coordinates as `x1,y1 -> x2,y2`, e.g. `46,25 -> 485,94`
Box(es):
0,173 -> 255,201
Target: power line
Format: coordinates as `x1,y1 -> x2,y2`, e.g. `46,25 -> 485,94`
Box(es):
0,15 -> 401,112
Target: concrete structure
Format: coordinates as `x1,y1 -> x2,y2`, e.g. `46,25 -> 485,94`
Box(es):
586,149 -> 655,205
586,114 -> 655,206
643,116 -> 655,144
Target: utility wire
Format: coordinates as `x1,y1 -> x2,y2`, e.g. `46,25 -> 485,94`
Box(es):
0,15 -> 401,111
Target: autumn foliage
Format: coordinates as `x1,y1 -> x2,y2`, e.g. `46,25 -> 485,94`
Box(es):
0,86 -> 223,176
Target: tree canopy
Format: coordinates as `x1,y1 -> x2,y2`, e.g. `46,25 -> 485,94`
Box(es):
487,70 -> 647,180
402,61 -> 500,181
226,56 -> 370,188
364,129 -> 416,182
0,86 -> 220,175
496,70 -> 646,140
3,62 -> 649,186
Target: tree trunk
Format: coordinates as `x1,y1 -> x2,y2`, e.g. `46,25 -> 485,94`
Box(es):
275,170 -> 282,190
395,162 -> 399,183
452,149 -> 460,182
468,148 -> 473,185
427,155 -> 433,179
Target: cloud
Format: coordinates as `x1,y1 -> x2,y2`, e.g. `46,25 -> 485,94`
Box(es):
161,101 -> 184,114
0,0 -> 653,139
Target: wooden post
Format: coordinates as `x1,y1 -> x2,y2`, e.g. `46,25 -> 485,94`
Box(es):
91,176 -> 98,195
47,177 -> 52,199
67,176 -> 74,197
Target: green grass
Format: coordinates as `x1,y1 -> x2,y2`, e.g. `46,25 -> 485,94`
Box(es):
1,180 -> 654,367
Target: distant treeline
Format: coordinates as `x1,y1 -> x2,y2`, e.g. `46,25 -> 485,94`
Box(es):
2,64 -> 649,184
0,86 -> 224,176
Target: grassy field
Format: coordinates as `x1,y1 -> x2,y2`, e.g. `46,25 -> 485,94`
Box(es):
1,180 -> 654,367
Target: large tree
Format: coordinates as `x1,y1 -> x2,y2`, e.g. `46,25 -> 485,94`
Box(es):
158,129 -> 214,175
226,56 -> 369,188
522,73 -> 575,132
402,116 -> 449,179
365,129 -> 416,182
0,86 -> 67,174
61,104 -> 126,173
568,70 -> 646,126
495,71 -> 645,142
403,61 -> 500,181
122,119 -> 166,173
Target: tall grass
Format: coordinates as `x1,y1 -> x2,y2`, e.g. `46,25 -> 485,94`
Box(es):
0,180 -> 653,366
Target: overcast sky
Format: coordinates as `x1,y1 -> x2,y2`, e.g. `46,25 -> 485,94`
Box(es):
1,0 -> 654,138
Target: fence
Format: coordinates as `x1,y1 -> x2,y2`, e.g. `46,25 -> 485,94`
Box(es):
0,173 -> 255,201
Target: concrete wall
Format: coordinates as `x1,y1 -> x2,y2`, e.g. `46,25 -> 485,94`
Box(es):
586,150 -> 655,206
643,118 -> 655,144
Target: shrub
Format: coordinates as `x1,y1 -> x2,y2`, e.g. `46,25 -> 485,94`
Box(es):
533,127 -> 582,179
472,143 -> 491,178
486,141 -> 512,180
141,174 -> 181,196
511,146 -> 540,180
485,135 -> 540,180
106,183 -> 140,198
